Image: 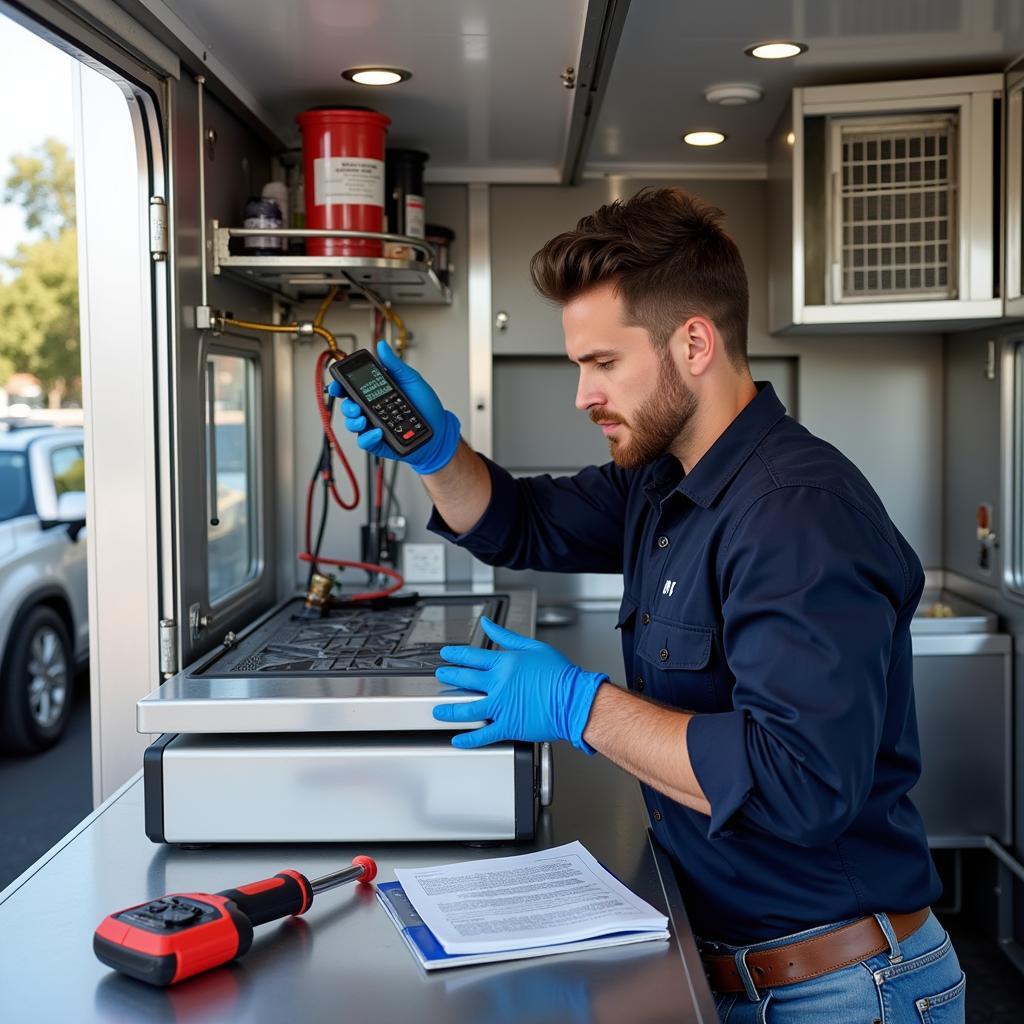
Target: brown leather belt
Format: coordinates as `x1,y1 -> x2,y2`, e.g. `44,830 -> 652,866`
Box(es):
703,908 -> 930,995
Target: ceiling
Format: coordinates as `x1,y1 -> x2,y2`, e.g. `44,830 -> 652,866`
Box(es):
160,0 -> 588,180
157,0 -> 1024,180
591,0 -> 1024,174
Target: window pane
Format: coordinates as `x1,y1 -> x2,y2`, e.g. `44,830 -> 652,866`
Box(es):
0,452 -> 33,521
207,353 -> 257,602
51,446 -> 85,496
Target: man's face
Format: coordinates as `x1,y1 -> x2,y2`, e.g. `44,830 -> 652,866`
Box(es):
564,282 -> 697,470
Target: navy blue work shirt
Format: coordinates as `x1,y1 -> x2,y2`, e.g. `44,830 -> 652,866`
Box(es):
428,383 -> 941,943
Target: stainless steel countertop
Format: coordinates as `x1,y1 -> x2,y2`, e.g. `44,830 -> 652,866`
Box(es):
0,691 -> 716,1021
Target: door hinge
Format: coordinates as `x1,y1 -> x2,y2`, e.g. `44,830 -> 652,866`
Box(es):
159,618 -> 178,675
149,196 -> 168,261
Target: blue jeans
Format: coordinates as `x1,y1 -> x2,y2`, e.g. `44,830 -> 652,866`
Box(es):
700,911 -> 965,1023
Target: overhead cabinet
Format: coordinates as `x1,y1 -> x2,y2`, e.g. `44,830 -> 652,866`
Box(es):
769,74 -> 1004,332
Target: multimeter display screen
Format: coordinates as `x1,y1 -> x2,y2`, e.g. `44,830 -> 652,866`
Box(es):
345,363 -> 394,404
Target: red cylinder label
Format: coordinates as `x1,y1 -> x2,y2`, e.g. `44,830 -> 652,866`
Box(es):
313,157 -> 384,208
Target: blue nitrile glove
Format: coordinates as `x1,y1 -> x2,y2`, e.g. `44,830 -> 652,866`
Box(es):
432,617 -> 608,752
327,340 -> 461,474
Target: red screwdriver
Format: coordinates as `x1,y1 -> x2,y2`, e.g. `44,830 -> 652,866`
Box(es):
93,856 -> 377,986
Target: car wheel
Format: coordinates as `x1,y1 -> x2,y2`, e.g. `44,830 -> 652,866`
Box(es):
0,606 -> 75,755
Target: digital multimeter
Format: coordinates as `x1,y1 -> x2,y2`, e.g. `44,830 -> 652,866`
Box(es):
328,349 -> 433,457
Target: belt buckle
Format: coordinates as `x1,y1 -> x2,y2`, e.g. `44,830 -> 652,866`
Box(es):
735,947 -> 761,1002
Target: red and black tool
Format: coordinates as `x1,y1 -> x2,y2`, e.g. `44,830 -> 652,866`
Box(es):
93,856 -> 377,987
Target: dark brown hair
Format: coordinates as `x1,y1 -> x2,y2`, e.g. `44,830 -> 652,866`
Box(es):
530,187 -> 749,370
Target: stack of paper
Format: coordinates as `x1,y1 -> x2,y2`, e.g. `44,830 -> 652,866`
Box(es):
377,840 -> 670,970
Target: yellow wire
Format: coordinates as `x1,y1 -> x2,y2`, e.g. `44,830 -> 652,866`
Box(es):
314,286 -> 339,329
388,307 -> 409,358
216,316 -> 341,356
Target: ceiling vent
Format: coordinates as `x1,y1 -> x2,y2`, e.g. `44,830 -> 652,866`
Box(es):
704,83 -> 763,106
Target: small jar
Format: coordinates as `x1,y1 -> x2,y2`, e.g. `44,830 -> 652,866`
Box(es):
243,196 -> 283,254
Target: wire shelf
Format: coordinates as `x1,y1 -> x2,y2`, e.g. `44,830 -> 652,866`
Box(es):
210,222 -> 452,305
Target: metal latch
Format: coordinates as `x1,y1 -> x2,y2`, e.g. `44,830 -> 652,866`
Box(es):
189,603 -> 213,642
149,196 -> 167,261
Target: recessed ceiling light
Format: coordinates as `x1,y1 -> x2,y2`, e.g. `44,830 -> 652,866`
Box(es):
704,83 -> 763,106
682,131 -> 726,147
341,67 -> 412,86
745,41 -> 808,60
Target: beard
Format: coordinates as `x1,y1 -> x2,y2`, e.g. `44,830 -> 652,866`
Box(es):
591,351 -> 697,470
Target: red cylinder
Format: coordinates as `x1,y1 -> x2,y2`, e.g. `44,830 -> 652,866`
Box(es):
296,106 -> 391,257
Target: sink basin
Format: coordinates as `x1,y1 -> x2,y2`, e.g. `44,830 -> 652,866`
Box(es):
912,589 -> 997,634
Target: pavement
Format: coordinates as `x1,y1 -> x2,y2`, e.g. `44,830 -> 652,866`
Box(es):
0,671 -> 92,891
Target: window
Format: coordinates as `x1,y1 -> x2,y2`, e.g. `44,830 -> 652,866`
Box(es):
1010,342 -> 1024,595
50,445 -> 84,496
0,452 -> 33,521
206,352 -> 259,603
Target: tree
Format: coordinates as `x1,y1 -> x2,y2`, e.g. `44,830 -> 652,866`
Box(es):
0,231 -> 79,399
0,138 -> 79,405
3,137 -> 76,238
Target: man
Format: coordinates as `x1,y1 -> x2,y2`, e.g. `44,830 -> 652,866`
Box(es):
331,188 -> 964,1021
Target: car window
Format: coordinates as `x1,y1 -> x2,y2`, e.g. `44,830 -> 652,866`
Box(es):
0,452 -> 34,521
51,445 -> 85,497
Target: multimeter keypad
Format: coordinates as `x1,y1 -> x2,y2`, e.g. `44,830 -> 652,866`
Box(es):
369,394 -> 428,444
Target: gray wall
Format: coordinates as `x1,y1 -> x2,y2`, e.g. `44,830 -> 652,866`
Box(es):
489,178 -> 945,589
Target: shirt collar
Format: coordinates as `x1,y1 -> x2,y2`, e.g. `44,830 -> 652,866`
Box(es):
643,382 -> 786,511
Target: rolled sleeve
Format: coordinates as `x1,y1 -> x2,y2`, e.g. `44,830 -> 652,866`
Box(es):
686,709 -> 752,839
696,486 -> 905,847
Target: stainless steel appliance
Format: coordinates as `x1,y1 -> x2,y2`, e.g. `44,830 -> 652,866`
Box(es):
911,589 -> 1012,843
138,590 -> 547,843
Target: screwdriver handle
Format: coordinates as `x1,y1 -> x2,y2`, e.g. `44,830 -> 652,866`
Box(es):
216,870 -> 313,927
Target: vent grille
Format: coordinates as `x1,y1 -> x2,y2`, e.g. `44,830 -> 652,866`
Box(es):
831,114 -> 958,302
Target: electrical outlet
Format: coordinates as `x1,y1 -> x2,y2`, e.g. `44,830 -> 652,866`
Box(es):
403,543 -> 446,584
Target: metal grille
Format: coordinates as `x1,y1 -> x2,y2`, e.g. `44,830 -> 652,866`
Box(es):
199,595 -> 502,676
832,115 -> 957,302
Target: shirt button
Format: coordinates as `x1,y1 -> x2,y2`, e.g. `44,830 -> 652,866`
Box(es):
653,810 -> 663,822
657,535 -> 669,548
641,612 -> 651,625
659,648 -> 669,662
636,676 -> 645,692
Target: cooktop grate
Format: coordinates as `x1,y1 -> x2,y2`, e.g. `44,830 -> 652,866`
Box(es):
199,595 -> 504,676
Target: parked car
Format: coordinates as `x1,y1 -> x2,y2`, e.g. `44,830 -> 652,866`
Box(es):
0,423 -> 88,753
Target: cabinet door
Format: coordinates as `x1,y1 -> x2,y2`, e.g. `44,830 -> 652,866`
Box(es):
490,181 -> 612,355
1006,70 -> 1024,317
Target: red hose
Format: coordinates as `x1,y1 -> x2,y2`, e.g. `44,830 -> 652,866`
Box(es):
302,351 -> 404,601
297,551 -> 404,602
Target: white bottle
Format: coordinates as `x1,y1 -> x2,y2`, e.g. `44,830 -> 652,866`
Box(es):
261,181 -> 289,250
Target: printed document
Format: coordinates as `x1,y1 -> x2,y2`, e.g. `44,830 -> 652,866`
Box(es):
392,840 -> 669,955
